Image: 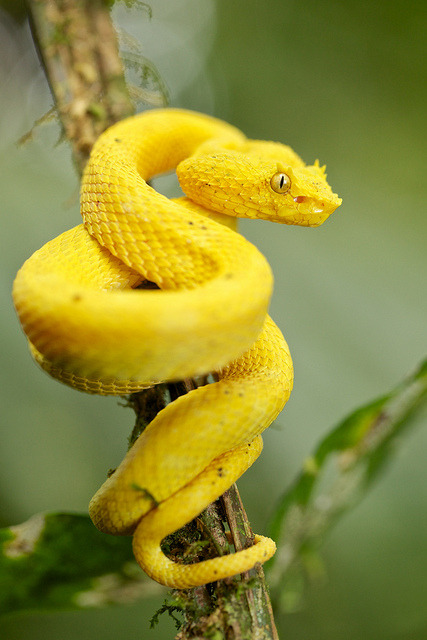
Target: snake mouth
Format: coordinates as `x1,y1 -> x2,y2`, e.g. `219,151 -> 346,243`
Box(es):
293,195 -> 326,215
293,195 -> 323,210
284,164 -> 342,224
284,194 -> 337,226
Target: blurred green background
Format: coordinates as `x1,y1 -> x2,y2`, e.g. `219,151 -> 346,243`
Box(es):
1,0 -> 426,638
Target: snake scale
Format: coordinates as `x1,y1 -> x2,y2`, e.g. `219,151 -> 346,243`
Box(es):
13,109 -> 341,588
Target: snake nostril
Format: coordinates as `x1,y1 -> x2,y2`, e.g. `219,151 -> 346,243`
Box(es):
293,196 -> 306,203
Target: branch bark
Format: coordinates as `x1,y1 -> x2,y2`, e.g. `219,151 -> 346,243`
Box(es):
28,0 -> 134,172
26,1 -> 278,637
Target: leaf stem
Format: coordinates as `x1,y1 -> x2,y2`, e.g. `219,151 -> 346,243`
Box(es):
268,358 -> 427,604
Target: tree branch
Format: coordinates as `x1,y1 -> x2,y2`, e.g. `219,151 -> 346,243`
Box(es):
28,0 -> 134,172
26,1 -> 278,637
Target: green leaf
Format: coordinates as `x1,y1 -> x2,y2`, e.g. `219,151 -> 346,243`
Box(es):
267,358 -> 427,608
0,512 -> 163,616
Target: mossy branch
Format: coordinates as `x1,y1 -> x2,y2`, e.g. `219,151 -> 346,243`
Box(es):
26,1 -> 278,637
28,0 -> 134,173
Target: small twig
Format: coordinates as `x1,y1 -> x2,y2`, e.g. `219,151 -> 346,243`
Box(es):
221,485 -> 279,639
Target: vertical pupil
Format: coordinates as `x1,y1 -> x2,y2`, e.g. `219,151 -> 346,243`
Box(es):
280,175 -> 285,189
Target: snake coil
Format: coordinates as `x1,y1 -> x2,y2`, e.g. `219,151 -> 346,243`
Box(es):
13,109 -> 341,588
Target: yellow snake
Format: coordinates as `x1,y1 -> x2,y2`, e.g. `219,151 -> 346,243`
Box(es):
12,109 -> 341,588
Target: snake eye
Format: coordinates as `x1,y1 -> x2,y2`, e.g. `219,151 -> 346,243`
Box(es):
270,172 -> 291,194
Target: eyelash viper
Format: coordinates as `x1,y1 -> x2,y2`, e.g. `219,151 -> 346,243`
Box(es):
12,109 -> 342,589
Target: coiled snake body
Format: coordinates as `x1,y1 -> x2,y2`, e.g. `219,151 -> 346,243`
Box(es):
13,109 -> 341,588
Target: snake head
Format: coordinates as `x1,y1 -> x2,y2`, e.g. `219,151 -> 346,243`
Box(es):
273,161 -> 343,226
176,140 -> 342,227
